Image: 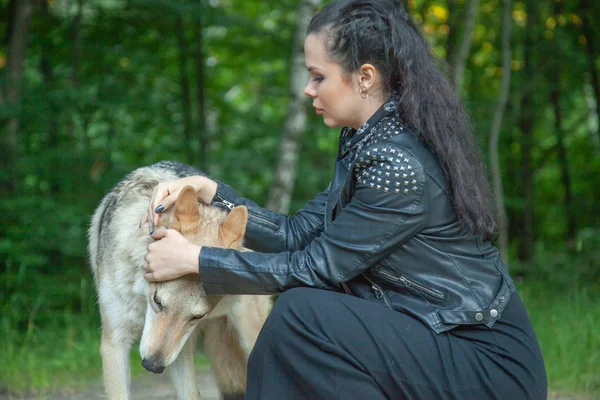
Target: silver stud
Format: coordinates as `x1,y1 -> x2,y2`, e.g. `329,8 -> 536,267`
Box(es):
412,179 -> 417,184
394,173 -> 399,178
490,309 -> 498,318
404,158 -> 409,162
403,173 -> 408,178
475,313 -> 484,322
376,185 -> 381,190
407,165 -> 413,170
391,149 -> 396,154
377,178 -> 382,183
385,172 -> 390,177
385,180 -> 390,185
370,182 -> 375,188
384,187 -> 389,192
393,166 -> 399,171
400,166 -> 405,171
394,188 -> 400,193
403,188 -> 409,194
399,153 -> 404,158
404,180 -> 409,186
410,171 -> 415,176
412,186 -> 418,191
395,182 -> 400,187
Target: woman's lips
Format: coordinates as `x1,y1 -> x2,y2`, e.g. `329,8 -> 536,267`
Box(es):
314,106 -> 325,115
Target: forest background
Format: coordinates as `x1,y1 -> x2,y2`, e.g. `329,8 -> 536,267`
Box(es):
0,0 -> 598,397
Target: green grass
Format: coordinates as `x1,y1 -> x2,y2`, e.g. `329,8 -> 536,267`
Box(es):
0,260 -> 598,396
518,279 -> 600,396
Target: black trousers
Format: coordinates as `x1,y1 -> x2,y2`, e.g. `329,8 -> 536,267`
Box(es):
246,288 -> 547,400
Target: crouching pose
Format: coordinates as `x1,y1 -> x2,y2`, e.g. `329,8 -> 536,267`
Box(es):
143,1 -> 547,399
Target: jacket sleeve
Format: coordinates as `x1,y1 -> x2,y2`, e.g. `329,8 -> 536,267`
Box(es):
210,181 -> 328,253
200,144 -> 429,295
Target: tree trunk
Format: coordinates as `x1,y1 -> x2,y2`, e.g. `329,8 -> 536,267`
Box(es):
551,1 -> 577,249
551,74 -> 576,249
516,0 -> 537,262
71,0 -> 83,86
488,0 -> 512,263
580,0 -> 600,143
265,0 -> 321,213
194,1 -> 207,172
40,0 -> 61,194
176,14 -> 194,166
0,0 -> 34,193
445,0 -> 457,66
448,0 -> 480,92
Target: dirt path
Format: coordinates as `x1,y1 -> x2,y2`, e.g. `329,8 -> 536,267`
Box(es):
6,368 -> 590,400
16,367 -> 221,400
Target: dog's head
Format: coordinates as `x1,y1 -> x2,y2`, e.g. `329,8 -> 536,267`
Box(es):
139,185 -> 248,373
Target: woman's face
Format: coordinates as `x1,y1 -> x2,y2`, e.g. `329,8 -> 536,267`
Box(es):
303,34 -> 364,129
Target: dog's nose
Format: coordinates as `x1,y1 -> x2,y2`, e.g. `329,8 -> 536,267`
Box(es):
142,358 -> 165,374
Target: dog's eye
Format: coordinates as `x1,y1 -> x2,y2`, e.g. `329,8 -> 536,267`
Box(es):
153,292 -> 163,311
190,314 -> 204,322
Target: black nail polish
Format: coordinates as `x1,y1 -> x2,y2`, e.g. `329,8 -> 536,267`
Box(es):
155,204 -> 165,213
150,229 -> 155,235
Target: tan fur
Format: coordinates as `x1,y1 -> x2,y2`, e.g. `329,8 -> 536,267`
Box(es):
89,170 -> 272,400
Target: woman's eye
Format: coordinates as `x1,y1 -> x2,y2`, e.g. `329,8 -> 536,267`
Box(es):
153,293 -> 163,311
190,314 -> 204,322
313,76 -> 324,82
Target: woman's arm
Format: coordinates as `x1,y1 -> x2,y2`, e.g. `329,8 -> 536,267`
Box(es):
210,181 -> 329,253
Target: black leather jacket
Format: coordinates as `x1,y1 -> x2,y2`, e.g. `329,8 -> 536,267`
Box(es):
202,99 -> 515,334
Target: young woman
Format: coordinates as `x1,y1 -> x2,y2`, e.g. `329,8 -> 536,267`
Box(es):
143,0 -> 547,398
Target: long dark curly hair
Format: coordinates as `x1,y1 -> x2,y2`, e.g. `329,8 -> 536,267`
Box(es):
307,0 -> 498,241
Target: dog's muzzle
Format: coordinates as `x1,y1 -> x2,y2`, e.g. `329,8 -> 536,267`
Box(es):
142,357 -> 165,374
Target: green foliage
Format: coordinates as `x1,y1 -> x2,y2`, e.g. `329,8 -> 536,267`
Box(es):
0,0 -> 599,395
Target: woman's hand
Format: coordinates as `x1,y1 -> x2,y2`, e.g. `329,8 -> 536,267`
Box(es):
141,175 -> 218,229
144,228 -> 201,282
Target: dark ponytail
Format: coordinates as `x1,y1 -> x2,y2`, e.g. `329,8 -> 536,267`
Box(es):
307,0 -> 498,241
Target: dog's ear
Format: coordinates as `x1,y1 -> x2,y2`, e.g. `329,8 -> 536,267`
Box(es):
173,185 -> 200,231
219,206 -> 248,248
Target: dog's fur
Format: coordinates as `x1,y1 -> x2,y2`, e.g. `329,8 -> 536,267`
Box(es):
88,161 -> 272,400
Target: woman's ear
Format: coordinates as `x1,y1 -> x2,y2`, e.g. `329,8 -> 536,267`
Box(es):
358,63 -> 377,91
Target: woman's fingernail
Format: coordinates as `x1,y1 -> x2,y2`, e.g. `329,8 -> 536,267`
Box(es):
155,204 -> 165,213
150,229 -> 155,235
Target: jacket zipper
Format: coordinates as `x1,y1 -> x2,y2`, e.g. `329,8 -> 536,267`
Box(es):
376,267 -> 446,300
215,194 -> 279,231
215,194 -> 235,210
362,273 -> 392,308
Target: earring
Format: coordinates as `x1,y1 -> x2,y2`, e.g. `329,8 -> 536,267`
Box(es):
360,88 -> 369,99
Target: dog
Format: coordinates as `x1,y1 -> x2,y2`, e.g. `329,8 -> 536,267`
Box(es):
88,161 -> 272,400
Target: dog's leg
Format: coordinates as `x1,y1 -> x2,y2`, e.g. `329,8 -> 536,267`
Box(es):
227,295 -> 271,358
202,316 -> 247,399
100,324 -> 132,400
168,332 -> 201,400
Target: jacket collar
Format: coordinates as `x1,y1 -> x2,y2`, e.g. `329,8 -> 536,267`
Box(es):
338,96 -> 398,159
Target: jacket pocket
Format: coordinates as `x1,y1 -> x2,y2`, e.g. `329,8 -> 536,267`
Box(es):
375,264 -> 446,301
361,273 -> 392,309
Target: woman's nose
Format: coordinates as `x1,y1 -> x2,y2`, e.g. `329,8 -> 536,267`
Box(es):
304,82 -> 316,98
